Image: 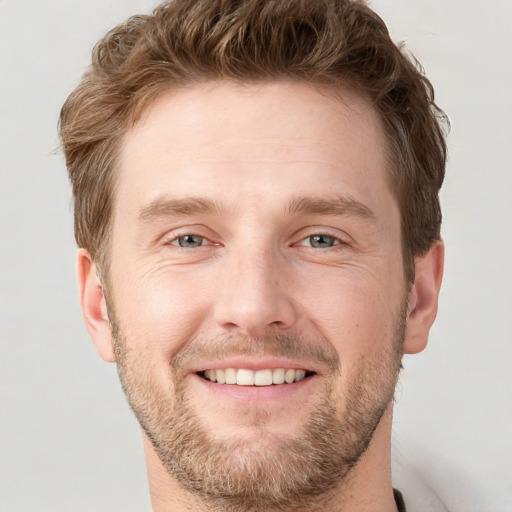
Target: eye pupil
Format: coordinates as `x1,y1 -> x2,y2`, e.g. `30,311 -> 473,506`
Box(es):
310,234 -> 335,248
178,235 -> 204,248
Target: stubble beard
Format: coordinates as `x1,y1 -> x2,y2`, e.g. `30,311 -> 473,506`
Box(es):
110,309 -> 406,512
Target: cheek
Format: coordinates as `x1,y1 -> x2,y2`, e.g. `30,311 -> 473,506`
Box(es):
110,265 -> 212,361
299,271 -> 404,358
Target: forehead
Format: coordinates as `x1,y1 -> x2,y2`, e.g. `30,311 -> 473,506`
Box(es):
116,80 -> 393,218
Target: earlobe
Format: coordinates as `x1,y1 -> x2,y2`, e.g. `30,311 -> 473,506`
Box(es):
77,249 -> 116,362
403,241 -> 444,354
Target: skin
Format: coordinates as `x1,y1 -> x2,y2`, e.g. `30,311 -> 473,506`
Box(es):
78,81 -> 444,511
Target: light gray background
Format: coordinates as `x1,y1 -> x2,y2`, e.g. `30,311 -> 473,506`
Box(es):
1,1 -> 511,510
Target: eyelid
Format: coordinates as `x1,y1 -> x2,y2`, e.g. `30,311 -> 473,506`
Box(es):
297,234 -> 342,248
167,234 -> 216,246
160,226 -> 220,247
292,227 -> 352,247
170,234 -> 204,246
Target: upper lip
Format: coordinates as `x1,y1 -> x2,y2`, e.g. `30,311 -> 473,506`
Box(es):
188,357 -> 319,375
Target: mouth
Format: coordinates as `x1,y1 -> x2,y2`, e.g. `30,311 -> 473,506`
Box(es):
197,368 -> 316,386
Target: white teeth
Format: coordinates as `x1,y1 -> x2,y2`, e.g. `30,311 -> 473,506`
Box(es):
203,368 -> 309,386
254,369 -> 273,386
272,368 -> 285,384
295,369 -> 306,382
285,369 -> 296,384
216,368 -> 226,384
205,369 -> 216,382
225,368 -> 237,385
237,369 -> 254,386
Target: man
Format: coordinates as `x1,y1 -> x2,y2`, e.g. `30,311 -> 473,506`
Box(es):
59,0 -> 447,510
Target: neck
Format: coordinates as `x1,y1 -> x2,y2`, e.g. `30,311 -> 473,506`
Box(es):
143,404 -> 398,512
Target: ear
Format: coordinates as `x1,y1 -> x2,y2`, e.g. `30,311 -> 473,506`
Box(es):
77,249 -> 116,362
403,240 -> 444,354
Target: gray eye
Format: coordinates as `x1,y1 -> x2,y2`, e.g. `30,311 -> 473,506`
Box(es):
308,234 -> 337,248
176,235 -> 205,248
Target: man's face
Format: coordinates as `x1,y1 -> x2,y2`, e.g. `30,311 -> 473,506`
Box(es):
105,81 -> 408,509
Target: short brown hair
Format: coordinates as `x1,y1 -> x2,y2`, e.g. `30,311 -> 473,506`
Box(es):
59,0 -> 448,281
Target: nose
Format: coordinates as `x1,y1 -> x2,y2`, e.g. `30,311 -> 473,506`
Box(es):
213,245 -> 297,336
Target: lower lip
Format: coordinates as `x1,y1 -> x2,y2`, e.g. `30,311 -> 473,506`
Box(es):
190,373 -> 316,403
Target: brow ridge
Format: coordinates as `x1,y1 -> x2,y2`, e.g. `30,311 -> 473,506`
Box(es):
138,194 -> 375,223
139,196 -> 225,222
286,195 -> 376,221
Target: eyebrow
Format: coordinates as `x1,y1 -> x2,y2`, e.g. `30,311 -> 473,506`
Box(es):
139,196 -> 225,222
286,195 -> 376,222
138,194 -> 375,223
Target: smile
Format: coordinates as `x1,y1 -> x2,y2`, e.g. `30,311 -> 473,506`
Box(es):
199,368 -> 314,386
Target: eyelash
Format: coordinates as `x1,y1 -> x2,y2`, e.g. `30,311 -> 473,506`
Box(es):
165,232 -> 346,249
168,234 -> 210,248
296,233 -> 344,249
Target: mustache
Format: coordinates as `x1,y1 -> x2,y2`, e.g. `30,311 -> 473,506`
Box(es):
170,331 -> 341,374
